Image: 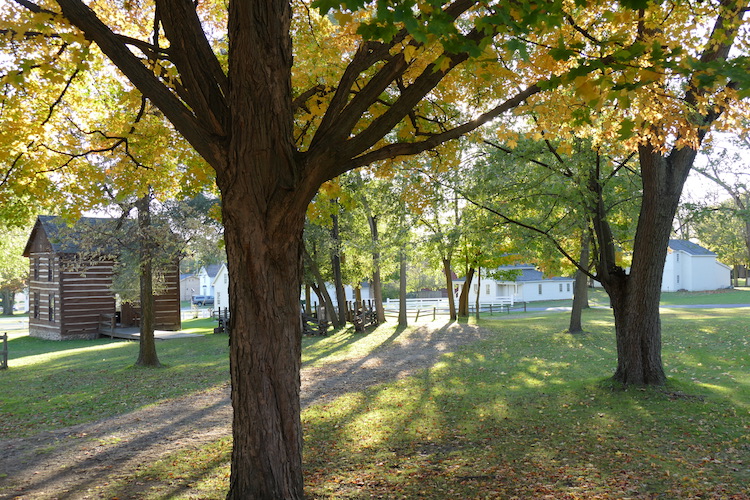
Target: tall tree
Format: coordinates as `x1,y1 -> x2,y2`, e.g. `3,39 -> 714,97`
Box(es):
0,225 -> 30,315
4,0 -> 748,497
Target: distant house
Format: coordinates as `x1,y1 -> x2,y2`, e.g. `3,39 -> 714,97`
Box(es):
455,264 -> 575,303
662,239 -> 731,292
212,263 -> 229,313
179,273 -> 200,302
23,215 -> 181,340
196,264 -> 222,297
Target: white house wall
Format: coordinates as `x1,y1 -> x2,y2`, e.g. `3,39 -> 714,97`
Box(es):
517,280 -> 574,302
662,252 -> 731,292
212,265 -> 230,312
457,278 -> 574,303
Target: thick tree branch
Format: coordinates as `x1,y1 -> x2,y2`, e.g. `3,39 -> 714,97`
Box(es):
330,83 -> 543,177
155,0 -> 229,135
47,0 -> 227,171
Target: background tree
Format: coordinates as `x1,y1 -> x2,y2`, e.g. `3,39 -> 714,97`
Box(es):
0,225 -> 30,315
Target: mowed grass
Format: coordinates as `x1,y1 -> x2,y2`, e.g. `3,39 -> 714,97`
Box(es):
300,309 -> 750,499
0,318 -> 229,439
3,306 -> 750,498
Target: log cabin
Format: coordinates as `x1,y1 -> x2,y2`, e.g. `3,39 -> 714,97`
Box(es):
23,215 -> 181,340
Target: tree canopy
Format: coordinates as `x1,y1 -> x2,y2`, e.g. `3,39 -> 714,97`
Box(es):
2,0 -> 749,497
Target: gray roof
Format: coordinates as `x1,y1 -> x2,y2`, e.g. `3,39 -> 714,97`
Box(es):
668,239 -> 716,256
23,215 -> 129,256
486,265 -> 574,283
201,263 -> 223,278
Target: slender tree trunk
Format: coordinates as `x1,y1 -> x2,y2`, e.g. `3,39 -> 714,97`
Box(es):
367,215 -> 386,323
458,267 -> 475,317
475,268 -> 481,319
398,249 -> 408,327
304,285 -> 312,315
303,246 -> 340,328
135,194 -> 160,368
442,257 -> 456,320
0,290 -> 14,316
330,213 -> 348,324
568,233 -> 590,334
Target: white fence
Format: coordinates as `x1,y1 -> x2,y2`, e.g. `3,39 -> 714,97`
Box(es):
382,297 -> 519,322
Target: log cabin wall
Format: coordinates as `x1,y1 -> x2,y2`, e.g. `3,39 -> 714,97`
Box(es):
59,255 -> 116,339
27,250 -> 64,340
154,261 -> 181,331
24,216 -> 182,340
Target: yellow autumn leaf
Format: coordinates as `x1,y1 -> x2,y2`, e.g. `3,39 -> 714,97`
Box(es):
557,142 -> 573,155
574,76 -> 599,103
404,44 -> 417,61
333,12 -> 352,26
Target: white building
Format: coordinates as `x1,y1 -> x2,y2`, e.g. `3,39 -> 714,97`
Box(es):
455,265 -> 575,303
212,263 -> 230,312
662,240 -> 731,292
196,264 -> 222,297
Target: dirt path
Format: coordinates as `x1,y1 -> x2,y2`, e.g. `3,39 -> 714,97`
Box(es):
0,322 -> 489,499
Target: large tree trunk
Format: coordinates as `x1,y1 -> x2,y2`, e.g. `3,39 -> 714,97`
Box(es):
458,267 -> 475,317
222,1 -> 307,497
599,146 -> 695,386
367,215 -> 386,323
568,233 -> 590,334
135,194 -> 160,368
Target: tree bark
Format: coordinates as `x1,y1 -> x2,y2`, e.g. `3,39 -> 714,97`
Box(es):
598,146 -> 696,386
221,1 -> 308,497
442,257 -> 456,320
398,249 -> 408,327
303,246 -> 340,328
568,233 -> 590,334
475,268 -> 481,319
135,194 -> 160,368
0,290 -> 14,316
367,215 -> 386,323
330,213 -> 348,325
458,267 -> 475,317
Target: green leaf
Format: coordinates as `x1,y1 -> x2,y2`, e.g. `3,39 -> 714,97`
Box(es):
617,118 -> 637,140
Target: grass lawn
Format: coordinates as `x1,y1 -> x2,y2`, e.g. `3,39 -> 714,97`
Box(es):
0,318 -> 229,439
2,306 -> 749,498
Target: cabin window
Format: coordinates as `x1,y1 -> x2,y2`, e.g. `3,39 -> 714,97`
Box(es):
559,283 -> 563,292
33,292 -> 39,319
567,283 -> 571,292
538,284 -> 543,295
33,258 -> 39,281
48,294 -> 55,322
677,275 -> 680,284
486,284 -> 490,295
48,257 -> 53,281
676,253 -> 680,263
224,274 -> 228,284
473,284 -> 478,293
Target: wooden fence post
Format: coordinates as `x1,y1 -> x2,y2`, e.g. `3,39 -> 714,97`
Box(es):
433,307 -> 436,321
